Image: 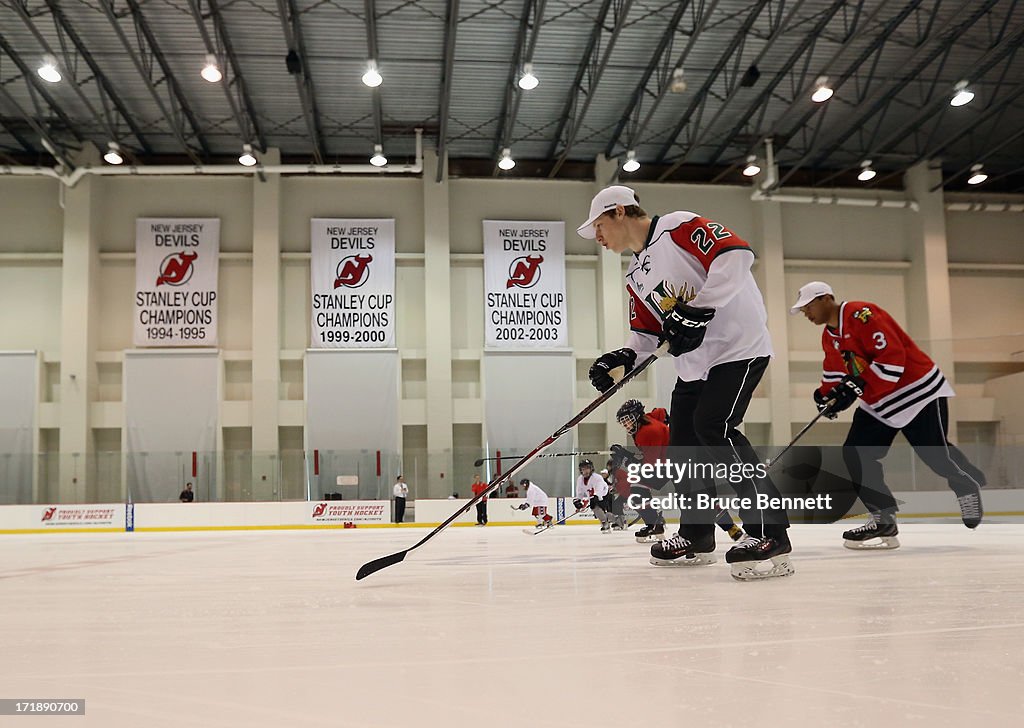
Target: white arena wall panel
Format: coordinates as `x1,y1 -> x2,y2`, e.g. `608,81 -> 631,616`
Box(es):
0,177 -> 63,252
0,264 -> 62,358
780,199 -> 913,261
279,177 -> 424,254
93,177 -> 253,253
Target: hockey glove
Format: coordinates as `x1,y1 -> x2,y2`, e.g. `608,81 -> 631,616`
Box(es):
573,498 -> 585,511
588,348 -> 637,393
609,443 -> 641,470
813,389 -> 838,420
662,302 -> 715,357
825,375 -> 865,414
516,503 -> 529,511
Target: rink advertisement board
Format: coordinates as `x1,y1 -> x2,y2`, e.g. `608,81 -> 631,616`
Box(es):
37,505 -> 123,529
306,500 -> 389,524
310,218 -> 395,348
134,218 -> 220,347
483,221 -> 567,350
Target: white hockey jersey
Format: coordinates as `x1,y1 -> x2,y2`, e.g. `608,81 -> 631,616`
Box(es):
524,482 -> 549,508
624,212 -> 773,382
576,472 -> 609,499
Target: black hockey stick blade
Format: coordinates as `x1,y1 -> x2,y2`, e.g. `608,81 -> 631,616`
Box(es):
355,342 -> 669,580
473,457 -> 485,467
356,549 -> 408,580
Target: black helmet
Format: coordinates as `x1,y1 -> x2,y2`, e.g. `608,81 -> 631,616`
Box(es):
519,478 -> 529,486
616,398 -> 645,435
579,459 -> 594,473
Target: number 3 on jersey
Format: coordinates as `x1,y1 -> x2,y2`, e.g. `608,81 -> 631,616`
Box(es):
690,222 -> 732,254
873,331 -> 887,350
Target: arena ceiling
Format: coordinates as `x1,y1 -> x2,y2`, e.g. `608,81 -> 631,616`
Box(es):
1,0 -> 1023,191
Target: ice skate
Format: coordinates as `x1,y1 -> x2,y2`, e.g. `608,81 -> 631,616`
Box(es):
726,524 -> 745,542
649,532 -> 716,566
635,523 -> 665,543
726,535 -> 794,580
957,487 -> 983,529
842,514 -> 900,550
600,522 -> 612,533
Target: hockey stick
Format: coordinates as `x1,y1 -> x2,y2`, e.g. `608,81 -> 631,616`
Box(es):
765,405 -> 834,470
356,343 -> 670,580
473,451 -> 609,468
534,506 -> 586,534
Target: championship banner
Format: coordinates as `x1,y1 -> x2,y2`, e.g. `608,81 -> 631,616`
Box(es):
134,218 -> 219,347
310,218 -> 395,348
483,221 -> 567,349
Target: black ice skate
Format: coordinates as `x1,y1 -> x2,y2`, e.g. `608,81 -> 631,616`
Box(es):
957,487 -> 983,529
649,532 -> 716,567
725,535 -> 794,580
842,514 -> 900,550
635,523 -> 665,544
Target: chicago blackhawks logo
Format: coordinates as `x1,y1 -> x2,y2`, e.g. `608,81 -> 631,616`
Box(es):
507,254 -> 543,289
41,507 -> 57,522
853,306 -> 874,323
312,503 -> 328,518
334,254 -> 373,288
156,252 -> 197,287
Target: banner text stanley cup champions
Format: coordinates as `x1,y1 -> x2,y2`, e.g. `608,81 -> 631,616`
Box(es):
310,219 -> 395,348
134,218 -> 220,346
483,221 -> 567,349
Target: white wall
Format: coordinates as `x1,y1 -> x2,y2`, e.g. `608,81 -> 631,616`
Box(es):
1,167 -> 1022,500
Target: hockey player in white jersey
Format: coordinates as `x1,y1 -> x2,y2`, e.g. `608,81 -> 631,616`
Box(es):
575,460 -> 613,533
578,185 -> 793,580
515,478 -> 554,530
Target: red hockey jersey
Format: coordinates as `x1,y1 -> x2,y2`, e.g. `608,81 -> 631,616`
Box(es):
818,301 -> 954,428
633,407 -> 669,466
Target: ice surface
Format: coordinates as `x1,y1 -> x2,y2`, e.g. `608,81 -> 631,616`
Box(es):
1,522 -> 1022,727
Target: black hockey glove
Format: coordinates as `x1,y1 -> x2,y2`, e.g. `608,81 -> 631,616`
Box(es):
588,348 -> 637,393
825,375 -> 865,414
813,390 -> 838,420
609,443 -> 641,470
662,302 -> 715,357
573,498 -> 585,511
516,502 -> 529,510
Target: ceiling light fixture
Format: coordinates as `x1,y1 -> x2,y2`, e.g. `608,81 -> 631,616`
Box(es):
669,67 -> 687,94
622,150 -> 640,173
742,155 -> 761,177
498,148 -> 515,171
950,80 -> 974,107
811,76 -> 833,103
518,62 -> 539,91
857,160 -> 876,182
37,55 -> 61,83
238,143 -> 257,167
966,164 -> 987,185
370,144 -> 387,167
104,142 -> 124,165
201,54 -> 222,83
362,60 -> 383,88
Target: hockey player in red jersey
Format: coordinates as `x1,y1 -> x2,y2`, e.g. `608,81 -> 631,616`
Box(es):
792,281 -> 985,548
614,399 -> 745,548
612,399 -> 668,542
579,186 -> 792,580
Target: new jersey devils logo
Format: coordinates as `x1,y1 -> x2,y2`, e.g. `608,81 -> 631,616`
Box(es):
156,252 -> 198,287
312,503 -> 328,518
334,254 -> 373,288
41,507 -> 57,522
507,254 -> 543,289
